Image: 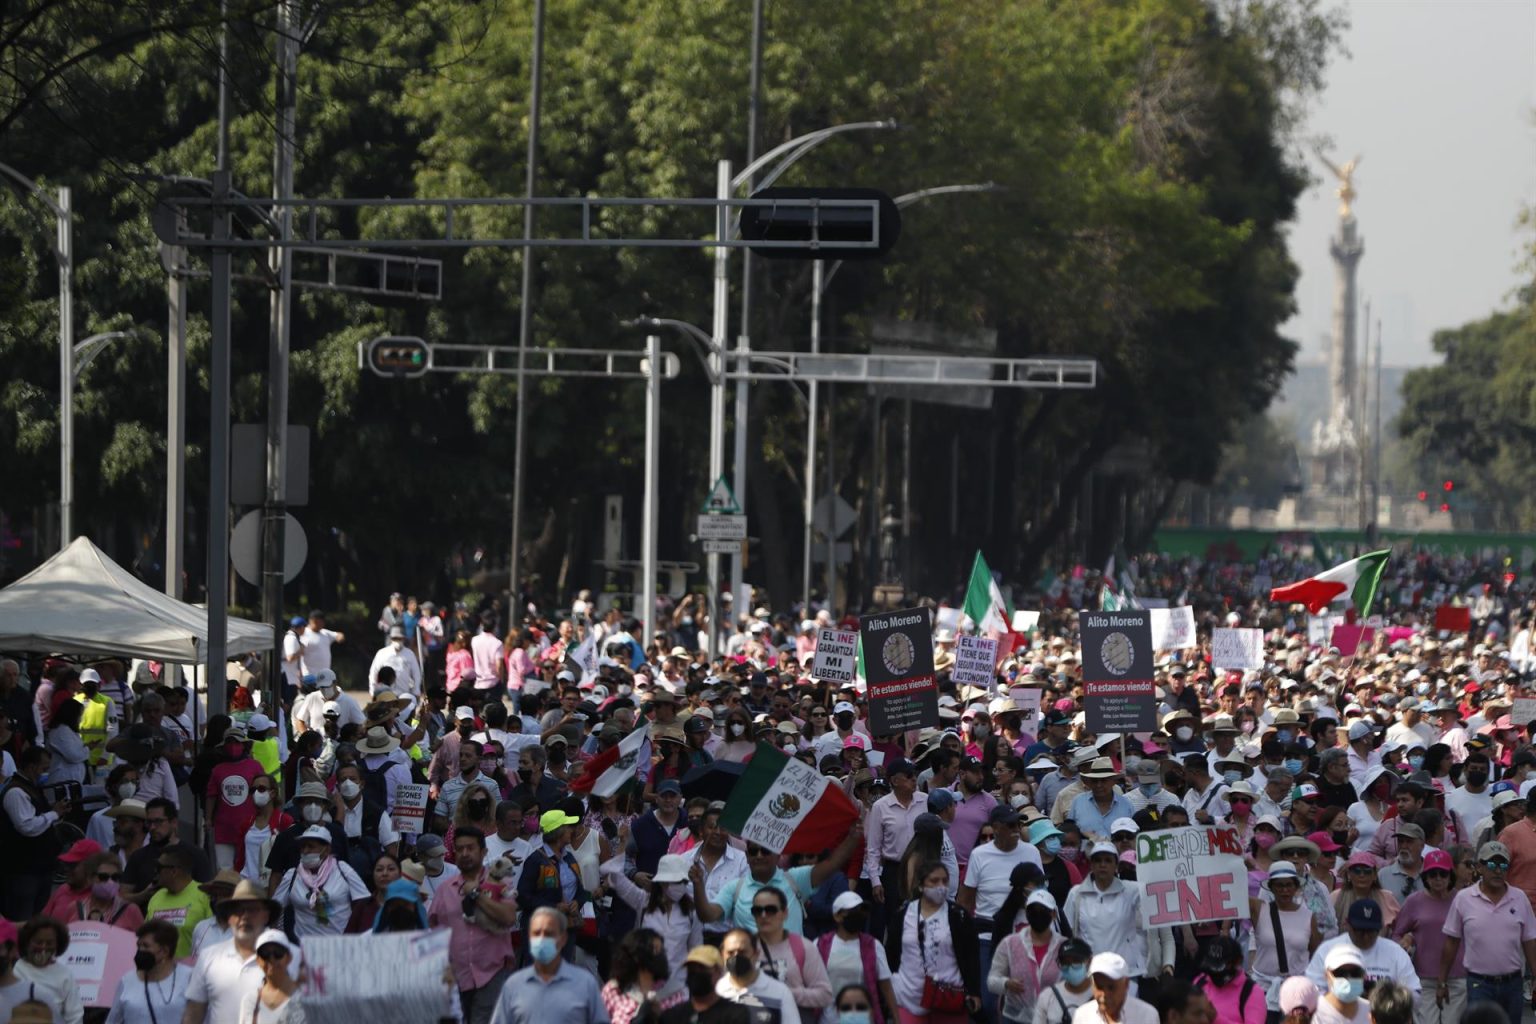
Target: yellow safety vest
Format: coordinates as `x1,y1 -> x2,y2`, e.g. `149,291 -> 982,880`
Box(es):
76,693 -> 113,767
252,736 -> 282,786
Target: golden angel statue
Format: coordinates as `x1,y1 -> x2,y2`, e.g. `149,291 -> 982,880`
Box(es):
1316,151 -> 1361,217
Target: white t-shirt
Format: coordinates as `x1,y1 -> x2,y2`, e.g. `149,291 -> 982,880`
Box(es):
184,938 -> 263,1024
273,861 -> 370,937
1444,785 -> 1492,831
282,632 -> 303,690
299,629 -> 340,675
1072,997 -> 1158,1024
718,971 -> 802,1024
964,841 -> 1043,919
818,936 -> 891,1024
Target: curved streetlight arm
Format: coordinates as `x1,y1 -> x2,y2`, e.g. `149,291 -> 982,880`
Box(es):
0,161 -> 67,219
731,119 -> 899,192
821,181 -> 1004,293
73,330 -> 135,376
625,316 -> 720,381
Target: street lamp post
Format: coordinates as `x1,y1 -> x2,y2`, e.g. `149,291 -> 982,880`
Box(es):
0,163 -> 73,547
715,119 -> 898,628
800,184 -> 1001,615
63,331 -> 135,539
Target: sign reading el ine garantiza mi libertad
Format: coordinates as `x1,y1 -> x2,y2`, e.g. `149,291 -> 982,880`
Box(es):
860,607 -> 938,735
1080,608 -> 1156,733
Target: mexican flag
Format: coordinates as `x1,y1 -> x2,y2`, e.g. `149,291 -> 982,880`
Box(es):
568,723 -> 650,797
720,742 -> 859,855
1269,550 -> 1390,617
962,551 -> 1011,636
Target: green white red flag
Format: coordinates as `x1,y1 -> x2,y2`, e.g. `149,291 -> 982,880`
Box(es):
719,742 -> 859,855
1269,550 -> 1390,617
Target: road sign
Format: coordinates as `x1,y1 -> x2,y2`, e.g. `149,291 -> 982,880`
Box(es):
230,510 -> 306,585
702,539 -> 742,554
697,514 -> 747,541
740,187 -> 901,261
366,336 -> 429,378
812,494 -> 857,538
701,475 -> 742,514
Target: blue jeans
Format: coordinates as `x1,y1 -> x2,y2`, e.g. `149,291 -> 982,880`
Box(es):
1466,971 -> 1524,1024
977,934 -> 996,1022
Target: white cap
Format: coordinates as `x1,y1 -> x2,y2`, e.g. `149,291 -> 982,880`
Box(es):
1110,817 -> 1139,835
1025,889 -> 1057,910
253,928 -> 303,967
1324,944 -> 1364,971
454,707 -> 475,721
833,701 -> 857,715
79,668 -> 101,684
1347,720 -> 1373,742
1088,840 -> 1118,859
833,891 -> 864,914
248,713 -> 275,732
1089,952 -> 1129,980
298,824 -> 333,845
651,854 -> 691,884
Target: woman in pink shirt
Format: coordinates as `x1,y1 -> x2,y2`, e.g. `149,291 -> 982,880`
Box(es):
444,631 -> 473,694
503,628 -> 536,710
1390,850 -> 1465,1020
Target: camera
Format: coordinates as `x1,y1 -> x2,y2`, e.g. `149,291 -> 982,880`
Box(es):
47,781 -> 81,805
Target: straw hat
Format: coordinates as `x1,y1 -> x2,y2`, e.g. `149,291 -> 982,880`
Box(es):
215,878 -> 281,920
357,726 -> 401,756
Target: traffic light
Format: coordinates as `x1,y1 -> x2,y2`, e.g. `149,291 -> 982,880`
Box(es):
738,187 -> 902,261
366,336 -> 430,379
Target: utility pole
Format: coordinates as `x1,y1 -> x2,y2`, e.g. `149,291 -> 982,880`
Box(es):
206,169 -> 234,717
164,223 -> 187,598
56,187 -> 74,547
730,0 -> 766,610
509,0 -> 546,611
262,0 -> 299,698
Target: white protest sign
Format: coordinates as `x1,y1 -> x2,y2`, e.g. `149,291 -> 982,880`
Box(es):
1136,825 -> 1249,928
391,783 -> 430,835
951,635 -> 1000,686
1512,698 -> 1536,728
936,607 -> 964,635
1011,610 -> 1041,633
1149,606 -> 1195,651
1308,613 -> 1344,646
812,627 -> 858,683
1009,686 -> 1044,736
1211,628 -> 1263,670
302,930 -> 454,1024
1138,597 -> 1169,609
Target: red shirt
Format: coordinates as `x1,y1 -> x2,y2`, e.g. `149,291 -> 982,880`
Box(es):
206,757 -> 264,844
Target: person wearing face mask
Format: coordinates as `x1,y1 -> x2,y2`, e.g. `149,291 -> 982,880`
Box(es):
719,710 -> 760,763
448,782 -> 503,866
85,762 -> 141,847
234,774 -> 292,889
1247,863 -> 1318,1016
52,851 -> 145,930
104,919 -> 192,1024
659,945 -> 749,1024
716,927 -> 802,1024
1028,939 -> 1094,1024
816,894 -> 894,1024
1313,945 -> 1369,1024
1164,711 -> 1203,757
1190,936 -> 1264,1024
370,624 -> 424,698
14,916 -> 83,1024
1303,897 -> 1419,1001
1445,751 -> 1495,829
440,738 -> 495,826
600,853 -> 701,1000
1345,766 -> 1394,856
1123,762 -> 1179,820
425,827 -> 520,1024
1029,820 -> 1083,911
261,783 -> 348,897
988,889 -> 1065,1024
272,825 -> 369,937
490,906 -> 607,1024
203,726 -> 262,871
332,762 -> 401,875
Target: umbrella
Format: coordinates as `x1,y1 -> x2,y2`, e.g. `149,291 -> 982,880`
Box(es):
681,760 -> 746,802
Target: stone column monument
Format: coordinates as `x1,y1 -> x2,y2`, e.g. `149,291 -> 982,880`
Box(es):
1311,152 -> 1364,496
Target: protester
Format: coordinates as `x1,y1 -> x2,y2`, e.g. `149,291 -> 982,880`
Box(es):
717,928 -> 801,1024
14,916 -> 83,1024
183,879 -> 281,1024
886,860 -> 981,1024
488,906 -> 608,1024
272,824 -> 370,936
428,824 -> 520,1024
237,929 -> 305,1024
104,919 -> 194,1024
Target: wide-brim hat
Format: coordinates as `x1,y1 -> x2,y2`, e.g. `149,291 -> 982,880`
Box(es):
1080,757 -> 1119,780
357,726 -> 401,756
199,868 -> 242,895
217,878 -> 282,920
365,690 -> 411,721
1271,836 -> 1320,863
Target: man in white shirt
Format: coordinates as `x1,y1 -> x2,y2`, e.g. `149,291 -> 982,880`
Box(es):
280,618 -> 304,695
1302,897 -> 1420,996
292,670 -> 363,735
182,882 -> 273,1024
717,928 -> 801,1024
299,611 -> 344,677
369,625 -> 423,697
1445,751 -> 1495,828
470,618 -> 506,696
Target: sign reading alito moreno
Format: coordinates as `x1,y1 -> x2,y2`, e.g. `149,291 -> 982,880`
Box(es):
1080,608 -> 1156,733
860,607 -> 938,734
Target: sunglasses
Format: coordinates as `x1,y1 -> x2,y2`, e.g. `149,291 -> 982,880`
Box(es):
96,871 -> 121,881
750,904 -> 782,917
1423,870 -> 1451,880
839,1004 -> 871,1013
1484,860 -> 1510,870
1348,865 -> 1375,874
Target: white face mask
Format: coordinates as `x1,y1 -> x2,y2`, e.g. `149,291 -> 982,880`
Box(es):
116,782 -> 137,800
301,804 -> 324,823
1175,726 -> 1194,742
252,790 -> 271,808
391,640 -> 403,651
729,723 -> 745,737
339,780 -> 361,800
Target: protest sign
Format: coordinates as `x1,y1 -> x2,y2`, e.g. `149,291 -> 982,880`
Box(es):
302,930 -> 454,1024
860,607 -> 938,734
812,627 -> 858,684
1435,605 -> 1472,634
951,634 -> 1000,687
1211,628 -> 1263,670
1136,825 -> 1249,928
1512,698 -> 1536,729
935,607 -> 964,635
1011,610 -> 1041,633
1138,597 -> 1169,609
1009,686 -> 1044,736
1330,624 -> 1375,658
1081,609 -> 1156,733
391,783 -> 429,835
64,922 -> 137,1007
1149,606 -> 1195,651
1307,613 -> 1344,646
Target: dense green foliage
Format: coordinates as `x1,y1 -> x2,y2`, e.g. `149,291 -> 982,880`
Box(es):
0,0 -> 1342,608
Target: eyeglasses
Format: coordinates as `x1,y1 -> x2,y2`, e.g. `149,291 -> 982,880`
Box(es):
750,904 -> 782,917
838,1004 -> 871,1013
146,817 -> 170,826
95,871 -> 121,881
1348,865 -> 1375,875
1483,860 -> 1510,871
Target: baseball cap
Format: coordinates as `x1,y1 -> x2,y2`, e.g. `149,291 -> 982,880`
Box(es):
1279,977 -> 1318,1014
886,758 -> 916,778
684,945 -> 723,969
926,788 -> 955,814
1345,898 -> 1383,931
539,809 -> 580,833
1110,817 -> 1139,836
656,779 -> 683,796
1325,944 -> 1365,970
988,805 -> 1021,825
1479,840 -> 1512,862
1423,850 -> 1454,873
1089,952 -> 1129,981
1347,720 -> 1373,742
833,701 -> 857,715
454,707 -> 476,721
1088,840 -> 1118,859
833,892 -> 864,914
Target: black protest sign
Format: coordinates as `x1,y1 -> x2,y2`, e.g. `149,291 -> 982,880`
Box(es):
859,607 -> 938,735
1080,608 -> 1156,733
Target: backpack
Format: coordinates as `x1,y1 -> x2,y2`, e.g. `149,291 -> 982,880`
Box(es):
361,757 -> 392,809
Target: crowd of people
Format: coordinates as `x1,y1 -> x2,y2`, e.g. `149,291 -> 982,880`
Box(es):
2,551 -> 1536,1024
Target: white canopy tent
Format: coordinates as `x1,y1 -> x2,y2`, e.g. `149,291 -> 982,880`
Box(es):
0,536 -> 271,662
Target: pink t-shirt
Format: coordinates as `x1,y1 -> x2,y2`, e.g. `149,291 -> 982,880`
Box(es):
445,649 -> 474,692
206,758 -> 264,844
1392,890 -> 1465,978
1198,974 -> 1267,1024
470,633 -> 504,689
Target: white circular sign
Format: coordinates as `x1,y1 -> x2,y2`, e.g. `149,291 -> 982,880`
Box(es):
220,775 -> 250,806
1100,632 -> 1135,676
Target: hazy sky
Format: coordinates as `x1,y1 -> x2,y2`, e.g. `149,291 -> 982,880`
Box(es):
1286,0 -> 1536,369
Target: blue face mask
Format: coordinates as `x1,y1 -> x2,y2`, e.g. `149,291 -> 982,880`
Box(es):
839,1014 -> 871,1024
529,936 -> 559,965
1042,837 -> 1062,856
1284,759 -> 1304,776
1223,771 -> 1242,784
1062,964 -> 1088,986
1275,730 -> 1293,744
1139,783 -> 1161,797
1331,977 -> 1363,1003
1409,755 -> 1424,770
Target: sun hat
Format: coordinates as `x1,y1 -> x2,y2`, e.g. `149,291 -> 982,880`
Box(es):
1270,836 -> 1320,862
651,854 -> 691,884
1264,862 -> 1301,889
356,726 -> 401,756
216,878 -> 282,919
